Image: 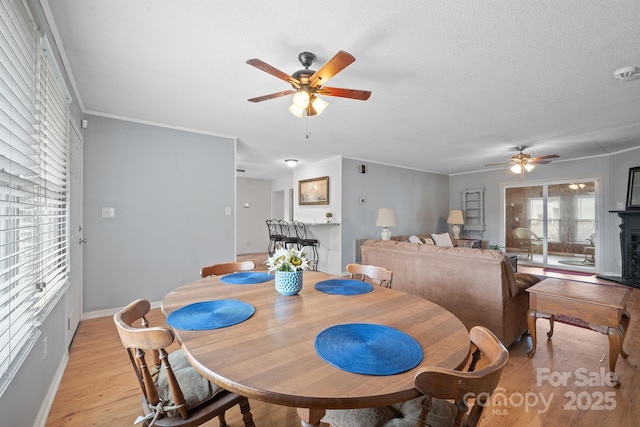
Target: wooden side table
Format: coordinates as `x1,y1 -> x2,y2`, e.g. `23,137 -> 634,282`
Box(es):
526,278 -> 631,387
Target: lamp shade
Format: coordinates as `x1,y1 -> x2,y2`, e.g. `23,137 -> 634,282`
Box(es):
376,208 -> 396,241
376,208 -> 397,227
447,210 -> 464,225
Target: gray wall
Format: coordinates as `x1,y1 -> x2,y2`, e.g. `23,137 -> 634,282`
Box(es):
341,158 -> 449,268
83,115 -> 236,311
236,177 -> 271,255
449,148 -> 640,276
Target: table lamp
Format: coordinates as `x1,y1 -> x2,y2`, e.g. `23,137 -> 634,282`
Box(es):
376,208 -> 397,240
447,210 -> 464,240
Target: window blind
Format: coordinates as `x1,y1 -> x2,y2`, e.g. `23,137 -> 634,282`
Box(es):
0,0 -> 69,394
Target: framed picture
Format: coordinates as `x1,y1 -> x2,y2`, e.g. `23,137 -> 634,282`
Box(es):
626,166 -> 640,209
298,176 -> 329,205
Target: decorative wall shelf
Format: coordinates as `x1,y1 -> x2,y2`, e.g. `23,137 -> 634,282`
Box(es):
463,189 -> 486,236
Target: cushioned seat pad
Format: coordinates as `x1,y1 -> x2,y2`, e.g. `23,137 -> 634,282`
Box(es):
322,396 -> 461,427
155,350 -> 224,416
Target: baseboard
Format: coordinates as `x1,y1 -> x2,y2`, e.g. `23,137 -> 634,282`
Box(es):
82,300 -> 162,320
34,351 -> 69,427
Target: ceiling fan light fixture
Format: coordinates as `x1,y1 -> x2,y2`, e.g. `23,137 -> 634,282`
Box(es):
292,90 -> 310,109
288,103 -> 305,117
311,95 -> 328,115
511,164 -> 522,174
524,163 -> 535,172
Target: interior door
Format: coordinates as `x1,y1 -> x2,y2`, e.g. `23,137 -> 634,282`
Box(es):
67,123 -> 83,347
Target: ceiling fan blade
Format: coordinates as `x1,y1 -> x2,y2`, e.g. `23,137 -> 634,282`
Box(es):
485,162 -> 514,166
310,50 -> 356,87
530,159 -> 552,165
247,90 -> 294,103
532,154 -> 559,161
317,86 -> 371,100
246,59 -> 299,85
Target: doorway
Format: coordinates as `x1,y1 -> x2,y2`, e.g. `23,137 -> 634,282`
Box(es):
504,179 -> 598,272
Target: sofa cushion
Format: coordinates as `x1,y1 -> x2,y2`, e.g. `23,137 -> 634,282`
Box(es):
408,235 -> 423,244
431,232 -> 454,248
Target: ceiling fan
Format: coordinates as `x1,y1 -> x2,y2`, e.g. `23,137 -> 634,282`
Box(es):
246,50 -> 371,117
485,145 -> 559,179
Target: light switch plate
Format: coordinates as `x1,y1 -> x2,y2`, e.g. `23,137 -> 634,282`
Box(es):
101,207 -> 115,218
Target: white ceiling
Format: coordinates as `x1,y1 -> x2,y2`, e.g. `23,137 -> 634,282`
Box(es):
44,0 -> 640,179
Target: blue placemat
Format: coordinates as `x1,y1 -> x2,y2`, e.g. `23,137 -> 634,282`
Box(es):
220,271 -> 274,284
166,300 -> 255,330
315,279 -> 374,295
315,323 -> 423,375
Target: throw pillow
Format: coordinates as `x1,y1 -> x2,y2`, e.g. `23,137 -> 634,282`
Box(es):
432,232 -> 454,248
423,237 -> 435,245
408,235 -> 423,244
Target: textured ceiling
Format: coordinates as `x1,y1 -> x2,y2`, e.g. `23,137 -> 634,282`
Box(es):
44,0 -> 640,179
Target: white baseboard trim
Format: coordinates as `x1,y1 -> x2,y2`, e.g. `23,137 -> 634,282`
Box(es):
34,351 -> 69,427
82,300 -> 162,320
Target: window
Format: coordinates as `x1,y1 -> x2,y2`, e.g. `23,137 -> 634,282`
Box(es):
0,0 -> 69,395
528,196 -> 560,241
575,195 -> 595,242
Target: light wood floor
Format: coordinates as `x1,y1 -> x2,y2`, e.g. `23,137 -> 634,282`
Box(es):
45,254 -> 640,426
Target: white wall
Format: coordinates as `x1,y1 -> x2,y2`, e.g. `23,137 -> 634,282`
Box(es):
237,177 -> 271,255
292,156 -> 343,273
82,115 -> 236,312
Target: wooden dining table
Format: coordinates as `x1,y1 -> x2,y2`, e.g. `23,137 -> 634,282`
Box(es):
161,270 -> 470,427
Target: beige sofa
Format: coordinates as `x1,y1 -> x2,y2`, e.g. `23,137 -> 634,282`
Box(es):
361,239 -> 540,346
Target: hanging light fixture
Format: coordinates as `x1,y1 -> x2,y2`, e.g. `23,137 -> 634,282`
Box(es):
288,90 -> 328,118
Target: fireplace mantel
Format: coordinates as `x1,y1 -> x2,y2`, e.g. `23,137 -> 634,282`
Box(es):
605,210 -> 640,289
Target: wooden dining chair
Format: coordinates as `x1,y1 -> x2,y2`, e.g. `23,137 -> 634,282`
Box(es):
114,299 -> 255,427
200,261 -> 255,278
322,326 -> 509,427
346,263 -> 393,288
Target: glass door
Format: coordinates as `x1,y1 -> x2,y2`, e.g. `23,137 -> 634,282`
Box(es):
504,180 -> 597,271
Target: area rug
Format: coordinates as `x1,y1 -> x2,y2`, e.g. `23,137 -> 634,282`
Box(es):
558,259 -> 595,267
554,314 -> 591,329
542,267 -> 594,276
